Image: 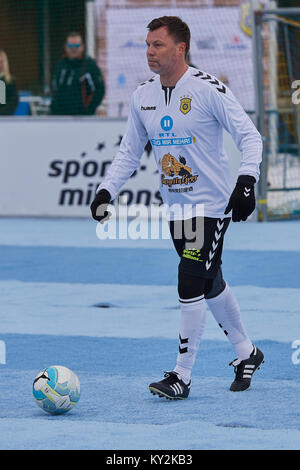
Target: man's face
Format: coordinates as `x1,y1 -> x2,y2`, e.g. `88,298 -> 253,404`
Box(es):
65,35 -> 84,59
146,26 -> 185,75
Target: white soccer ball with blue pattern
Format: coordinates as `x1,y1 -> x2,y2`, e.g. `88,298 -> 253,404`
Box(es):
33,365 -> 80,415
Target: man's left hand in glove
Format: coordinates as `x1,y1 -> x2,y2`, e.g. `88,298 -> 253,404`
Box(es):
224,175 -> 256,222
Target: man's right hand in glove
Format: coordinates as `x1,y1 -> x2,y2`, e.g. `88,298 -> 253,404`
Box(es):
90,189 -> 112,223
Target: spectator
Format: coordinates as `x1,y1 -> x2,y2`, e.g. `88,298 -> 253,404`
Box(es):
51,32 -> 105,116
0,49 -> 19,115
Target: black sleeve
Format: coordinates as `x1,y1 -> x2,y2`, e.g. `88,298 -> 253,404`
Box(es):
50,61 -> 62,115
51,59 -> 64,94
82,60 -> 105,115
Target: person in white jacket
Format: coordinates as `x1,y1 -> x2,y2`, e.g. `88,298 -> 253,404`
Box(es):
91,16 -> 264,399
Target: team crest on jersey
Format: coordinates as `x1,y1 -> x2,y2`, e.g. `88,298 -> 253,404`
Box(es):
180,96 -> 192,115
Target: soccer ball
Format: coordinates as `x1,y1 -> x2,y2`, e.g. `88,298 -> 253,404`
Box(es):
33,365 -> 80,415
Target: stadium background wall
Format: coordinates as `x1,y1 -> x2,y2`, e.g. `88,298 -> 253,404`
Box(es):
0,0 -> 295,95
0,117 -> 242,218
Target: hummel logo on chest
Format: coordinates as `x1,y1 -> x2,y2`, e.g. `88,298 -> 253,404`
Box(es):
141,106 -> 156,111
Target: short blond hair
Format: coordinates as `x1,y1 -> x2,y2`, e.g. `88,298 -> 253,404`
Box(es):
0,50 -> 12,83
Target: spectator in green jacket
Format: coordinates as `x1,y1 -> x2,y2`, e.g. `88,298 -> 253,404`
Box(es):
0,49 -> 19,115
51,32 -> 105,116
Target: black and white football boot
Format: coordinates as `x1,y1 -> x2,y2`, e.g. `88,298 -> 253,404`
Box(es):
229,345 -> 264,392
149,371 -> 191,400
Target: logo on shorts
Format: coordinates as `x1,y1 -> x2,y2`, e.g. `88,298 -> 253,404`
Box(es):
182,249 -> 202,262
180,95 -> 192,115
205,219 -> 224,270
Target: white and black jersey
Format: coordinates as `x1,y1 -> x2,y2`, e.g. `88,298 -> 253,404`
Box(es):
98,67 -> 262,220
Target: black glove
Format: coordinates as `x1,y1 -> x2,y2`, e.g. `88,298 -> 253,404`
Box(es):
224,175 -> 256,222
90,189 -> 112,223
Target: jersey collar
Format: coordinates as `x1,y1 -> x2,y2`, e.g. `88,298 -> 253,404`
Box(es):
158,66 -> 192,91
174,66 -> 192,89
